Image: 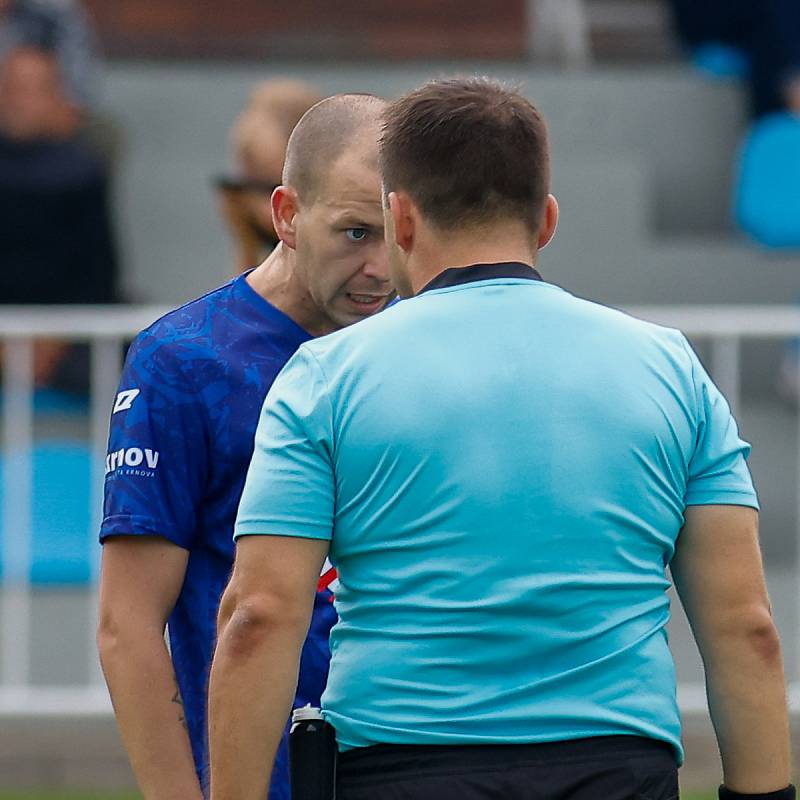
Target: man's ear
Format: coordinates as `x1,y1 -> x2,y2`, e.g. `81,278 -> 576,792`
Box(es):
388,191 -> 415,254
537,194 -> 559,250
271,186 -> 299,250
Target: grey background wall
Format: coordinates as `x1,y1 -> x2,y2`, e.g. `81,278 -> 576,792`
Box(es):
102,61 -> 800,308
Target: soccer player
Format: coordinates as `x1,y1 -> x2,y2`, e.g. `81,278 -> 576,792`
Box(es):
209,78 -> 793,800
96,93 -> 391,800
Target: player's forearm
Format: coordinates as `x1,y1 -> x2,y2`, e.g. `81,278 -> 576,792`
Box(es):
209,599 -> 306,800
98,626 -> 204,800
702,614 -> 791,793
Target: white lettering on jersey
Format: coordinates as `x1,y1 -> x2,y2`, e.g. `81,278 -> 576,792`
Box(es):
105,447 -> 160,475
112,389 -> 140,414
124,448 -> 143,467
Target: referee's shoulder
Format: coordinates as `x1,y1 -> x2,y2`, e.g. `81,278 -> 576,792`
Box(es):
571,293 -> 687,344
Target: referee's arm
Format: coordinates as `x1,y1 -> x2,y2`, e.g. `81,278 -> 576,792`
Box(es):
209,534 -> 329,800
672,504 -> 792,794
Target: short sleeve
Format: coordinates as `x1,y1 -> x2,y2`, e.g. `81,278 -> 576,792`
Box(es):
235,347 -> 335,541
682,338 -> 759,509
99,331 -> 209,548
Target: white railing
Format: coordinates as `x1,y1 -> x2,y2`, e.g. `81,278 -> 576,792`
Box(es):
0,306 -> 169,715
1,303 -> 800,716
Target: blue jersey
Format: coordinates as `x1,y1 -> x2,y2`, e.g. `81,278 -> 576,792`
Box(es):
100,272 -> 337,798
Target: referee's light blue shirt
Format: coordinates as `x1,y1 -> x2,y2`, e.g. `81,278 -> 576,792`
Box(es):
235,263 -> 758,763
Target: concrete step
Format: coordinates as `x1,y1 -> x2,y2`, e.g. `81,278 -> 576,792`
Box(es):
104,63 -> 751,304
585,0 -> 680,62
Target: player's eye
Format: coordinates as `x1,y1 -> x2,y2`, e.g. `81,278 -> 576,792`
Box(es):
345,228 -> 368,242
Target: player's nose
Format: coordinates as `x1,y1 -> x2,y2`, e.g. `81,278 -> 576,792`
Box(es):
360,241 -> 391,284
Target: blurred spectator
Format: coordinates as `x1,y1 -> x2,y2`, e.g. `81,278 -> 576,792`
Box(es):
215,79 -> 323,273
0,39 -> 77,138
0,0 -> 98,109
732,14 -> 800,250
735,108 -> 800,249
0,46 -> 118,388
0,0 -> 121,169
669,0 -> 800,118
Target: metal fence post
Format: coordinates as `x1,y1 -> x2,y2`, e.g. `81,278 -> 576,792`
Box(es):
1,338 -> 34,691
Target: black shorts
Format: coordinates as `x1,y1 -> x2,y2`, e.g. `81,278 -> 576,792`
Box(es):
337,735 -> 679,800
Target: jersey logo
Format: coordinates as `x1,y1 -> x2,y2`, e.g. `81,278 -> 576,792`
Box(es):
112,389 -> 140,414
105,447 -> 160,475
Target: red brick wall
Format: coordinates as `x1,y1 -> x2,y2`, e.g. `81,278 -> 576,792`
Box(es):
82,0 -> 527,60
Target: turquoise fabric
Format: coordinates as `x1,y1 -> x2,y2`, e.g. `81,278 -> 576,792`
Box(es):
236,277 -> 758,763
736,112 -> 800,248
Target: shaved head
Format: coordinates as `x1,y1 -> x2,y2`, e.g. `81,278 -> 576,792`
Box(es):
283,93 -> 386,203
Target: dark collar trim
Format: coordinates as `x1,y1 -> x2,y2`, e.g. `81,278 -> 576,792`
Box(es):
418,262 -> 543,295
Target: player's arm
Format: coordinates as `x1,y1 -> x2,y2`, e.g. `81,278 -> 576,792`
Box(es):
209,534 -> 329,800
97,536 -> 203,800
671,505 -> 792,794
98,333 -> 209,799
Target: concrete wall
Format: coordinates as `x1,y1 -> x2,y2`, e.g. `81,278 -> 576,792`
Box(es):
101,60 -> 798,305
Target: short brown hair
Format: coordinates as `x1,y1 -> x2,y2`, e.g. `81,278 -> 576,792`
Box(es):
380,77 -> 550,233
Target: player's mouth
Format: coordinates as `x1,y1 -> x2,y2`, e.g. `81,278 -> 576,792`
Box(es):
346,293 -> 389,314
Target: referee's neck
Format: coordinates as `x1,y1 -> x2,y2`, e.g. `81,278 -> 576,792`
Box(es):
409,228 -> 537,296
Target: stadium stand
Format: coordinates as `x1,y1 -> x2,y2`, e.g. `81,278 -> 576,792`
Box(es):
79,0 -> 528,59
79,0 -> 680,63
2,1 -> 800,792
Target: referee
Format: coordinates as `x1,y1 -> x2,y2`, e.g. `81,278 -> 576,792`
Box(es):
209,77 -> 793,800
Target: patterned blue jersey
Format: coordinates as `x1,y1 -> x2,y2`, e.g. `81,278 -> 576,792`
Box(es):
100,272 -> 337,798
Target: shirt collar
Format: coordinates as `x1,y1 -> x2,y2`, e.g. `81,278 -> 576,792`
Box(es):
418,262 -> 543,295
